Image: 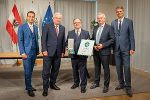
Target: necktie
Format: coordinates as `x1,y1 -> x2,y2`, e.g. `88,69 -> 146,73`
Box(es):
96,26 -> 102,45
77,31 -> 79,37
119,20 -> 121,32
30,26 -> 33,33
56,25 -> 59,37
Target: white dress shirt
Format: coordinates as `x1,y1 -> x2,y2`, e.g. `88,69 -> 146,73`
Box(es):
75,28 -> 81,36
118,17 -> 124,30
96,23 -> 105,44
28,23 -> 33,33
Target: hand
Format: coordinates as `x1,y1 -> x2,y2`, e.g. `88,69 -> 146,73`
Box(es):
66,47 -> 68,51
61,53 -> 64,57
22,54 -> 27,59
97,44 -> 103,49
37,52 -> 40,55
130,50 -> 134,54
111,50 -> 114,54
43,51 -> 48,56
94,46 -> 99,51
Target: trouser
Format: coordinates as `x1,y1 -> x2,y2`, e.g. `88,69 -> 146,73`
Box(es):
71,58 -> 87,88
42,52 -> 61,90
114,49 -> 131,90
23,49 -> 37,90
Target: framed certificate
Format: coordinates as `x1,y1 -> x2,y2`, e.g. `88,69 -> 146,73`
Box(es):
77,39 -> 95,56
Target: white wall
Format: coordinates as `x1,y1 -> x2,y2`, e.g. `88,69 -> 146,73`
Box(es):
129,0 -> 150,73
55,0 -> 95,37
97,0 -> 126,24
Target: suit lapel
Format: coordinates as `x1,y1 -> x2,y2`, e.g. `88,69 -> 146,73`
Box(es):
73,30 -> 77,40
115,19 -> 119,32
33,25 -> 38,41
58,25 -> 62,37
52,23 -> 57,37
33,25 -> 36,34
94,26 -> 99,40
120,18 -> 127,32
100,24 -> 106,40
26,23 -> 32,37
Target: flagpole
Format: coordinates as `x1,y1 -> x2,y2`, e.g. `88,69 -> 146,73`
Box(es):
54,0 -> 55,13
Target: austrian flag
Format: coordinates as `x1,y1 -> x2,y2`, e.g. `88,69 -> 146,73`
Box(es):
6,4 -> 22,44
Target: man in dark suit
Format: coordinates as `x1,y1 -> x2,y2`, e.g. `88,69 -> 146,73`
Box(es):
111,6 -> 135,97
18,11 -> 39,97
90,13 -> 114,93
66,18 -> 90,93
41,13 -> 65,96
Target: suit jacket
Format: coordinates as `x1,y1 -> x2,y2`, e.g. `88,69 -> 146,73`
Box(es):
92,23 -> 114,55
66,29 -> 90,59
18,23 -> 39,55
111,18 -> 135,51
41,22 -> 65,57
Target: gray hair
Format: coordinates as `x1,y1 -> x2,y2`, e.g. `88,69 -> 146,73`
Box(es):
97,12 -> 106,18
53,12 -> 62,18
116,6 -> 124,10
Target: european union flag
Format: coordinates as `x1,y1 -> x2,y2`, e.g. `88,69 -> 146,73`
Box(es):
41,5 -> 53,30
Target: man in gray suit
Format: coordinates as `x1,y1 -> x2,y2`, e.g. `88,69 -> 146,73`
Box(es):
41,13 -> 65,96
90,13 -> 114,93
111,6 -> 135,97
66,18 -> 90,93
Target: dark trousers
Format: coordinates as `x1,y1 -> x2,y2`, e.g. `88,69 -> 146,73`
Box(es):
71,58 -> 87,88
114,49 -> 131,89
23,49 -> 37,90
93,51 -> 110,88
42,52 -> 61,90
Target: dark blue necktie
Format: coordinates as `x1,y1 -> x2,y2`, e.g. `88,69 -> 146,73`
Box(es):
119,20 -> 121,32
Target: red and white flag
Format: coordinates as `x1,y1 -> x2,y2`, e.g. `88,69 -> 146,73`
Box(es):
6,4 -> 22,44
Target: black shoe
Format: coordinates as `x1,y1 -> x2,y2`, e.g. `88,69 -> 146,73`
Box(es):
126,89 -> 133,97
115,85 -> 124,90
27,90 -> 35,97
81,88 -> 86,93
42,89 -> 48,97
50,84 -> 60,90
32,87 -> 36,91
71,84 -> 79,89
90,83 -> 99,89
103,87 -> 109,93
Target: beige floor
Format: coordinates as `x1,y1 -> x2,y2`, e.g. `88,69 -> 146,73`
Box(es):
79,92 -> 150,100
0,60 -> 150,100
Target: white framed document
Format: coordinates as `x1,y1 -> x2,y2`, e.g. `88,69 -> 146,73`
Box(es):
68,39 -> 75,54
77,39 -> 95,56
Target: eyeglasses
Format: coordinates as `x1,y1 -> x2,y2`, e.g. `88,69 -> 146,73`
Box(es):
74,22 -> 81,24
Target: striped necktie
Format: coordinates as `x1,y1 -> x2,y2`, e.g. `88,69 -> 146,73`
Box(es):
30,26 -> 33,33
96,26 -> 102,45
56,25 -> 59,37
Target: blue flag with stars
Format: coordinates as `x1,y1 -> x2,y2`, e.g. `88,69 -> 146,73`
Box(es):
41,5 -> 53,30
